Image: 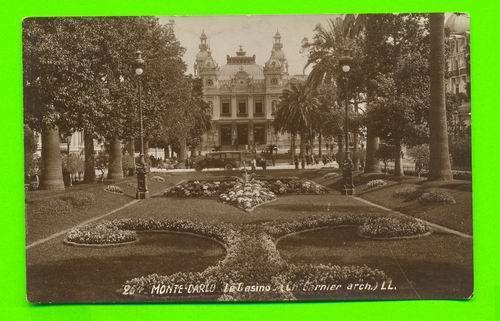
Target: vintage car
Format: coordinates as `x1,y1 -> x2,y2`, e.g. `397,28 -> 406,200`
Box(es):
194,151 -> 265,171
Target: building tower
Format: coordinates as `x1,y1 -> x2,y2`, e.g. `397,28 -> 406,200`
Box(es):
194,30 -> 210,77
264,30 -> 288,88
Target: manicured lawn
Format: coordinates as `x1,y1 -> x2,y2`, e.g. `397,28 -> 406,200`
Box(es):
356,177 -> 472,234
25,169 -> 473,302
278,226 -> 472,300
25,173 -> 189,244
27,231 -> 225,303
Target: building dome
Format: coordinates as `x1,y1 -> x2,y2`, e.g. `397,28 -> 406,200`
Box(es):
445,13 -> 470,34
196,50 -> 209,62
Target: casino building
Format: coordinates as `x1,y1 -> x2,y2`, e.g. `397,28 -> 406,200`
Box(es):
194,30 -> 306,153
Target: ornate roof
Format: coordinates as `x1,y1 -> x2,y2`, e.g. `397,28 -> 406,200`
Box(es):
218,64 -> 264,80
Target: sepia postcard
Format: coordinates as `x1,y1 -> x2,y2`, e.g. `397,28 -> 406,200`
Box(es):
23,13 -> 472,303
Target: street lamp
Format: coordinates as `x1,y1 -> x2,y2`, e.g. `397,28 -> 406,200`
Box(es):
339,49 -> 355,195
133,50 -> 149,199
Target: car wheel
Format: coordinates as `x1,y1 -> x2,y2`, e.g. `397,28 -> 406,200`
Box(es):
224,163 -> 233,171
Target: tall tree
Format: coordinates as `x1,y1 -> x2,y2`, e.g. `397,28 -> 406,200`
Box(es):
303,16 -> 365,169
365,14 -> 431,177
273,82 -> 319,160
428,13 -> 453,180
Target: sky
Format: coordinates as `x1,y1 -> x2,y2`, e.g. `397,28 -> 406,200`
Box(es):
158,15 -> 341,76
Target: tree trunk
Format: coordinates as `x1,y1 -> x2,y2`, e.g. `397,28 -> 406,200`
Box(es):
107,138 -> 123,180
318,131 -> 322,158
126,138 -> 135,157
365,125 -> 381,173
290,134 -> 296,163
39,125 -> 65,190
299,133 -> 306,157
144,140 -> 149,156
83,130 -> 96,183
179,137 -> 187,161
394,136 -> 404,177
429,13 -> 453,181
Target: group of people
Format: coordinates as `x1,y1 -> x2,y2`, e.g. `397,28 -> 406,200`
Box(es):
293,154 -> 336,169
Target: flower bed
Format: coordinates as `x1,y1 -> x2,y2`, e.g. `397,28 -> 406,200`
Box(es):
164,175 -> 328,212
66,223 -> 136,245
418,190 -> 456,204
104,185 -> 124,195
219,180 -> 277,211
365,179 -> 387,189
358,216 -> 431,239
164,179 -> 236,198
257,177 -> 328,195
65,215 -> 403,301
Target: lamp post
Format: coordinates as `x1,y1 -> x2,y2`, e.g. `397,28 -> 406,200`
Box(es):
133,50 -> 149,199
339,49 -> 355,195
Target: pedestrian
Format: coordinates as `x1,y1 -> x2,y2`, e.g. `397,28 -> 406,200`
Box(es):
294,156 -> 299,169
251,157 -> 256,171
301,157 -> 306,169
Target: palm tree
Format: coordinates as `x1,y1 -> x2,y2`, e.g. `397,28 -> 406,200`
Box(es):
304,16 -> 367,171
428,13 -> 453,181
273,82 -> 319,162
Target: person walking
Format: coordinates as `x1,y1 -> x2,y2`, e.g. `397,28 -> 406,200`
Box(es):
294,156 -> 299,170
301,156 -> 306,169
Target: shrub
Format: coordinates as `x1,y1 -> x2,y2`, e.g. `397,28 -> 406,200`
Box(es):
365,179 -> 386,189
359,216 -> 430,238
449,135 -> 471,170
407,144 -> 430,174
418,190 -> 456,204
66,224 -> 136,245
62,154 -> 85,175
60,191 -> 96,208
30,199 -> 72,216
393,186 -> 422,199
105,185 -> 124,194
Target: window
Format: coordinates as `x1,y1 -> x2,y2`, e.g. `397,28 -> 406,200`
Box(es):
254,101 -> 263,116
271,78 -> 278,85
206,78 -> 213,86
221,100 -> 231,116
238,101 -> 247,116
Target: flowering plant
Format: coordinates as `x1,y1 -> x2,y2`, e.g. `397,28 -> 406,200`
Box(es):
359,216 -> 430,238
418,190 -> 456,204
365,179 -> 387,189
104,185 -> 124,195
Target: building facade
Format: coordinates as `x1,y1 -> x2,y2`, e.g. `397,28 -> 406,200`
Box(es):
194,31 -> 306,153
445,13 -> 471,127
